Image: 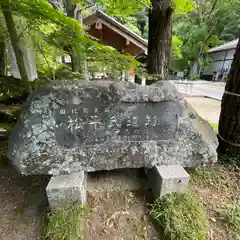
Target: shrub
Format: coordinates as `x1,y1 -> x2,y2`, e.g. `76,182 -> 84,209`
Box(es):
151,191 -> 209,240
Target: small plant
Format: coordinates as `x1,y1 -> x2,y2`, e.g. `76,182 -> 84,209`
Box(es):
43,205 -> 88,240
226,201 -> 240,231
150,191 -> 209,240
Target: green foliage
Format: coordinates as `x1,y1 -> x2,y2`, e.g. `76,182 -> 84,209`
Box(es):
151,191 -> 209,240
78,0 -> 151,18
1,0 -> 140,79
212,0 -> 240,41
43,205 -> 88,240
172,0 -> 240,73
173,0 -> 196,15
123,16 -> 141,36
172,35 -> 183,59
0,18 -> 5,40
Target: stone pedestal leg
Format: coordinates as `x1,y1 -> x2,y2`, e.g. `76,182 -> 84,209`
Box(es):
146,164 -> 189,199
46,171 -> 87,211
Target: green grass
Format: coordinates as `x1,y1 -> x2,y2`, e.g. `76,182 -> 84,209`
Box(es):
43,205 -> 88,240
190,166 -> 225,189
189,166 -> 238,192
150,191 -> 209,240
226,201 -> 240,231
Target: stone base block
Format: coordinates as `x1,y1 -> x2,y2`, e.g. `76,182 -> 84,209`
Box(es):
46,171 -> 87,211
147,164 -> 189,199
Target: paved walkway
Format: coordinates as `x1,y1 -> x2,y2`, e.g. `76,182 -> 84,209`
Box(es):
185,97 -> 221,123
173,81 -> 225,101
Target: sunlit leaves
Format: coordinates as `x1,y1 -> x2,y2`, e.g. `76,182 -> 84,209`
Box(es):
173,0 -> 196,15
172,35 -> 182,59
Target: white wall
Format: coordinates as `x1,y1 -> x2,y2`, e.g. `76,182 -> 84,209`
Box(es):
203,48 -> 235,77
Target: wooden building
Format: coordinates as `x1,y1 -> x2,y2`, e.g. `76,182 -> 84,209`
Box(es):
83,10 -> 148,57
62,10 -> 148,84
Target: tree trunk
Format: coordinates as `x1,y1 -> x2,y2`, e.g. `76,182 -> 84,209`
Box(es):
71,51 -> 81,72
1,1 -> 32,93
218,38 -> 240,153
0,41 -> 6,76
147,0 -> 173,80
65,0 -> 82,72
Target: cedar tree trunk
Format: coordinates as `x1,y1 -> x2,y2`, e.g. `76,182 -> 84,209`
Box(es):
0,41 -> 6,76
1,1 -> 32,93
218,38 -> 240,153
147,0 -> 173,79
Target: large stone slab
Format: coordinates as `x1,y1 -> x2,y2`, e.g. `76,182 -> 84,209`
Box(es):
8,80 -> 218,175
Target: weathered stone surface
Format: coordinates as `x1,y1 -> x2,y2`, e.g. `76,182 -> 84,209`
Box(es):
8,80 -> 218,175
146,165 -> 190,198
46,171 -> 87,210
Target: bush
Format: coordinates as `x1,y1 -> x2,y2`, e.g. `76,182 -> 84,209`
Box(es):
151,191 -> 209,240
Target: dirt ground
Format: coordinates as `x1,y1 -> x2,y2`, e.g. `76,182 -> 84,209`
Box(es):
0,141 -> 50,240
1,136 -> 240,240
85,169 -> 161,240
190,165 -> 240,240
185,97 -> 221,123
86,190 -> 160,240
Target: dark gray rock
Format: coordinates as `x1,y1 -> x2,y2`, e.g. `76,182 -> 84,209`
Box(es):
8,80 -> 218,175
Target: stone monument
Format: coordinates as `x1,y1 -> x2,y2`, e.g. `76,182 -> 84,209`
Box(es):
8,80 -> 218,209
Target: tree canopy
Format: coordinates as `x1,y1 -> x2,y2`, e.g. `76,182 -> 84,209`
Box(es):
172,0 -> 240,76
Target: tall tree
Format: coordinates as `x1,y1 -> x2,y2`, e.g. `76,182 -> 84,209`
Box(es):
147,0 -> 194,79
0,0 -> 32,93
147,0 -> 173,79
218,38 -> 240,153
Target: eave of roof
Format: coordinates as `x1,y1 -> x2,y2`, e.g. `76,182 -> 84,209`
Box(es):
208,39 -> 238,53
84,10 -> 148,48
